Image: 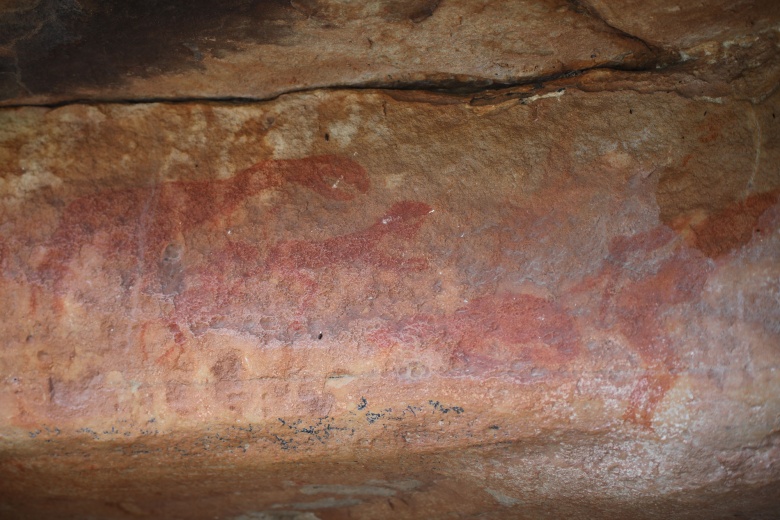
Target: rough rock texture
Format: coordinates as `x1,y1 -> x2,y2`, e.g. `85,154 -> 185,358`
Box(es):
0,0 -> 776,107
1,1 -> 780,520
0,0 -> 673,105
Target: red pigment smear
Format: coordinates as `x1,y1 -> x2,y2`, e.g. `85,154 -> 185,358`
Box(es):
168,239 -> 274,332
167,322 -> 187,345
138,322 -> 151,362
608,226 -> 678,265
623,373 -> 675,427
615,253 -> 709,359
269,154 -> 370,200
168,201 -> 432,336
683,190 -> 780,258
157,344 -> 185,368
371,293 -> 581,371
451,294 -> 580,365
591,227 -> 711,428
697,119 -> 722,144
33,155 -> 369,290
267,201 -> 432,271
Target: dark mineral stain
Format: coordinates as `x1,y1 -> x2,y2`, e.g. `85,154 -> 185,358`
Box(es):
398,0 -> 441,23
7,0 -> 306,96
0,0 -> 447,98
0,55 -> 21,99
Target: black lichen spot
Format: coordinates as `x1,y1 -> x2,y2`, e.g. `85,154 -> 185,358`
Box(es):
489,425 -> 500,430
428,400 -> 464,414
366,412 -> 382,424
357,397 -> 367,410
77,427 -> 100,440
274,434 -> 295,450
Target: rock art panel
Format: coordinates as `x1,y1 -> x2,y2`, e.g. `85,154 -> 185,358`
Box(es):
1,1 -> 780,517
1,82 -> 779,519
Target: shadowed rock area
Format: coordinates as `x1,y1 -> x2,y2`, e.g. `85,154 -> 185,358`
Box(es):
1,0 -> 677,104
0,1 -> 779,519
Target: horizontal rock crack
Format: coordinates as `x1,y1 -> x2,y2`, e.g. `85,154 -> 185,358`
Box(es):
0,58 -> 685,110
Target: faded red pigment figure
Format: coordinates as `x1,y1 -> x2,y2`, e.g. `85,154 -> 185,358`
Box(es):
574,226 -> 712,428
669,189 -> 780,258
32,155 -> 370,292
169,200 -> 433,339
267,200 -> 432,271
369,293 -> 581,375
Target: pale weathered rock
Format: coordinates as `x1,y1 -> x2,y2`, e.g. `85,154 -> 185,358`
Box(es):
586,0 -> 780,49
1,1 -> 779,519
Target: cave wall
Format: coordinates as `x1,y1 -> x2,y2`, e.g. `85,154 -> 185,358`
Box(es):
1,1 -> 779,519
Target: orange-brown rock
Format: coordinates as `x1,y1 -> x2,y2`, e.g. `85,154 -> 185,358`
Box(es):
2,82 -> 779,518
1,1 -> 779,519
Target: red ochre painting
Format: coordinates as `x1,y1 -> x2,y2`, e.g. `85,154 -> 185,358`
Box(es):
17,153 -> 780,429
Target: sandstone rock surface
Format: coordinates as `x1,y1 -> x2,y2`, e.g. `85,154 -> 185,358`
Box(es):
1,1 -> 779,519
0,0 -> 669,105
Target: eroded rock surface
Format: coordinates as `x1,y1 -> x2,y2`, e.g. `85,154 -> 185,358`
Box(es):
0,0 -> 669,105
0,1 -> 779,519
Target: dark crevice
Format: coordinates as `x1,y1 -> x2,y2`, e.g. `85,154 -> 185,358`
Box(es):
0,0 -> 687,109
566,0 -> 660,54
0,55 -> 685,110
